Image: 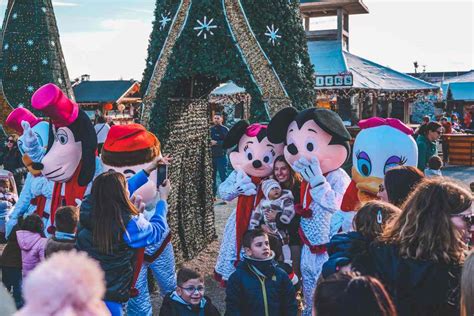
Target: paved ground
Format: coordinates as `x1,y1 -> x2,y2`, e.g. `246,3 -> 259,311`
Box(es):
442,165 -> 474,186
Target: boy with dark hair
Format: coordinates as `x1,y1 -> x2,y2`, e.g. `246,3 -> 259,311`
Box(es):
44,206 -> 78,258
424,155 -> 443,177
225,229 -> 297,316
160,267 -> 220,316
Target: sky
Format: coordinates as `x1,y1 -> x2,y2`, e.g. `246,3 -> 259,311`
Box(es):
0,0 -> 472,80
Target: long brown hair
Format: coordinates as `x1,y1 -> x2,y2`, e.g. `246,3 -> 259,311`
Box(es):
91,171 -> 139,254
380,178 -> 472,264
273,156 -> 302,190
461,251 -> 474,316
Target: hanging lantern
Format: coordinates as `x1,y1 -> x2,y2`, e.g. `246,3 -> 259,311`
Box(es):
103,103 -> 113,111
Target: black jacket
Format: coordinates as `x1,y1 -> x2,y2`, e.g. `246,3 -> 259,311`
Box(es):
75,195 -> 136,302
225,256 -> 297,316
159,294 -> 220,316
367,243 -> 462,316
210,125 -> 229,158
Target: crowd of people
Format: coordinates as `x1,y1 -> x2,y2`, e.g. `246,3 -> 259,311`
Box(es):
0,102 -> 472,316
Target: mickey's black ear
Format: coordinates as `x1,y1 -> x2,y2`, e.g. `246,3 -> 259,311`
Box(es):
76,111 -> 98,186
223,120 -> 249,149
313,108 -> 351,141
267,107 -> 298,144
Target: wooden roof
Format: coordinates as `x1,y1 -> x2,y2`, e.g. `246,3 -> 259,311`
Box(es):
300,0 -> 369,17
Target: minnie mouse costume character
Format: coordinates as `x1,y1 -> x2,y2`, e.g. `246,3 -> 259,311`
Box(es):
5,108 -> 54,237
214,121 -> 284,282
267,107 -> 351,315
333,117 -> 418,234
31,83 -> 97,234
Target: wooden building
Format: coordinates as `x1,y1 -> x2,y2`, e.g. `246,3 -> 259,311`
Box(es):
73,79 -> 141,125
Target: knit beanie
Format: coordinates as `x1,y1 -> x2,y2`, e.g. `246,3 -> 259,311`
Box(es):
262,179 -> 281,199
101,123 -> 160,167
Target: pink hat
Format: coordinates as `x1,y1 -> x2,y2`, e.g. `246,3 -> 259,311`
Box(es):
31,83 -> 78,128
5,108 -> 42,135
358,117 -> 413,135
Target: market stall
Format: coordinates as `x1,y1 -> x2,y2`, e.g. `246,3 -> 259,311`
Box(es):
443,133 -> 474,166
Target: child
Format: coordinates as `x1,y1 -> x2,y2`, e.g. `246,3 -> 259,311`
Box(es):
16,214 -> 46,277
15,251 -> 110,316
159,267 -> 220,316
44,206 -> 78,258
0,222 -> 23,309
424,155 -> 443,177
322,201 -> 401,277
0,173 -> 18,243
226,229 -> 297,316
249,179 -> 295,233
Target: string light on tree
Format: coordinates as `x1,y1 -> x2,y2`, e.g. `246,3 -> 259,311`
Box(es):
265,24 -> 282,46
194,16 -> 217,39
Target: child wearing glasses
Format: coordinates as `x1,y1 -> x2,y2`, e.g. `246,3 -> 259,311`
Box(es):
159,267 -> 220,316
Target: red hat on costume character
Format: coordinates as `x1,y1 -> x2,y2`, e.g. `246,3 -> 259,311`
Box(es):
101,123 -> 160,167
5,108 -> 42,134
31,83 -> 78,128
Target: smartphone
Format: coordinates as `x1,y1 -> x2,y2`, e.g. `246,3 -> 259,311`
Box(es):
156,164 -> 168,187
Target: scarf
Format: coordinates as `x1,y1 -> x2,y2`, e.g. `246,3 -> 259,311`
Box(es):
235,176 -> 264,261
48,162 -> 87,233
340,180 -> 359,211
242,252 -> 276,278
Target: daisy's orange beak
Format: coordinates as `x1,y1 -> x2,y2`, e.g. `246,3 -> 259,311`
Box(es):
351,167 -> 383,203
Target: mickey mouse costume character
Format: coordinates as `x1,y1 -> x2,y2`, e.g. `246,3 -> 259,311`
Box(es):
31,83 -> 97,234
214,121 -> 284,282
333,117 -> 418,234
5,108 -> 54,237
100,124 -> 176,316
267,107 -> 351,315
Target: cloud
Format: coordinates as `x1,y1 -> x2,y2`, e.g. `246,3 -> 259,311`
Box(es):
52,1 -> 79,7
61,18 -> 152,80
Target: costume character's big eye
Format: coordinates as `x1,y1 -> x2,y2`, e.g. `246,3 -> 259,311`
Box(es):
356,151 -> 372,177
384,156 -> 407,174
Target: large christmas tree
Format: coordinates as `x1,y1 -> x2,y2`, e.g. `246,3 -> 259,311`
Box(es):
141,0 -> 315,261
1,0 -> 74,112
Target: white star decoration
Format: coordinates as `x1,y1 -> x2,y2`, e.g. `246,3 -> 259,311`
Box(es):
42,59 -> 48,65
265,24 -> 282,46
194,16 -> 217,39
159,13 -> 171,31
4,44 -> 9,50
27,86 -> 34,92
12,13 -> 18,19
27,39 -> 34,46
11,65 -> 18,72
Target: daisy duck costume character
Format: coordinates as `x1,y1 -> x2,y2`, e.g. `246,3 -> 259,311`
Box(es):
333,117 -> 418,234
214,121 -> 284,283
267,107 -> 352,315
99,124 -> 176,316
5,108 -> 54,237
30,83 -> 98,234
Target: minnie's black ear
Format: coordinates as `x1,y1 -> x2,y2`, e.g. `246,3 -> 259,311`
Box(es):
267,107 -> 298,144
223,120 -> 249,149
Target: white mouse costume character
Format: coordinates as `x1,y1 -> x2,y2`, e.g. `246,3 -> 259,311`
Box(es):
267,107 -> 352,315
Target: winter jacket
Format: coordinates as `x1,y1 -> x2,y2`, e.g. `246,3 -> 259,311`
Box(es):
16,230 -> 46,276
225,254 -> 297,316
416,135 -> 437,171
44,235 -> 76,258
0,224 -> 22,268
210,124 -> 229,158
159,292 -> 220,316
76,170 -> 169,303
367,243 -> 462,316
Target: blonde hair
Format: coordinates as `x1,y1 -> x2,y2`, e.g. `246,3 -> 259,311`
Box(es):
380,178 -> 472,264
461,251 -> 474,316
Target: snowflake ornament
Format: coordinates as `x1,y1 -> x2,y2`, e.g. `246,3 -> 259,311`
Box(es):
159,13 -> 171,31
11,65 -> 18,72
12,13 -> 18,20
194,16 -> 217,39
42,59 -> 48,65
50,41 -> 55,47
58,78 -> 63,84
27,39 -> 34,46
41,7 -> 47,13
4,43 -> 9,50
18,103 -> 24,108
265,24 -> 282,46
27,86 -> 34,92
297,57 -> 303,69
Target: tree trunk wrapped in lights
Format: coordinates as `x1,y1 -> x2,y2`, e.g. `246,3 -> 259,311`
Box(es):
141,0 -> 315,261
1,0 -> 74,112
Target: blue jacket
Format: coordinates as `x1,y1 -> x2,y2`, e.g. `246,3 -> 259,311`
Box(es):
76,170 -> 168,302
225,255 -> 297,316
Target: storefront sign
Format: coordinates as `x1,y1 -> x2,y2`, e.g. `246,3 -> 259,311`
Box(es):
316,74 -> 353,87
